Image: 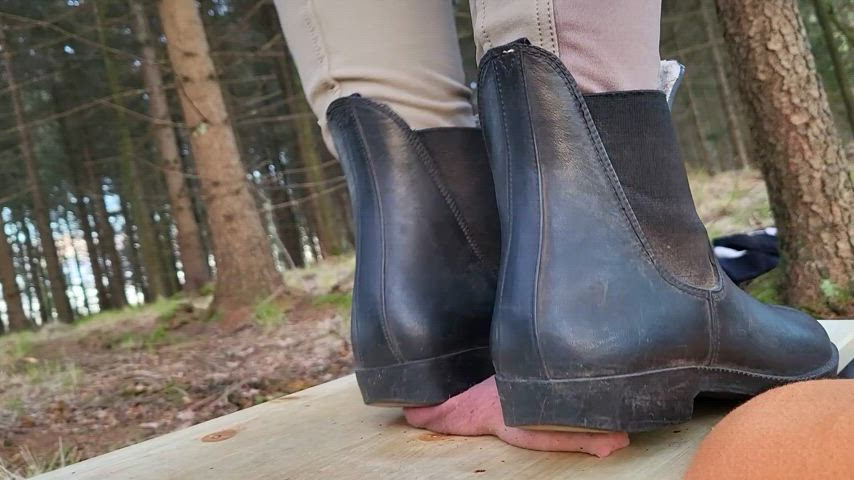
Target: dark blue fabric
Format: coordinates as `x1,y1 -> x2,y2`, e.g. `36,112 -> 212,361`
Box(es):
713,229 -> 779,284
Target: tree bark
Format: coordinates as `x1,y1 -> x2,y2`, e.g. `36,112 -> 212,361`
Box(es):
812,0 -> 854,135
0,219 -> 29,332
0,20 -> 74,323
716,0 -> 854,314
94,0 -> 166,301
130,0 -> 210,293
159,0 -> 284,315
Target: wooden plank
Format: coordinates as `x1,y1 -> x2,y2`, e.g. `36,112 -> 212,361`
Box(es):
35,320 -> 853,480
819,320 -> 854,370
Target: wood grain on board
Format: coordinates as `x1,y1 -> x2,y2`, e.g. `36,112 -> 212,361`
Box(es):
35,320 -> 853,480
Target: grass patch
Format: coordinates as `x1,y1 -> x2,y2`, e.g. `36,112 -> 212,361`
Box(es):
22,361 -> 82,390
151,298 -> 182,323
102,324 -> 173,352
312,292 -> 352,312
0,331 -> 36,362
75,297 -> 183,330
254,300 -> 286,329
2,441 -> 82,479
4,397 -> 24,414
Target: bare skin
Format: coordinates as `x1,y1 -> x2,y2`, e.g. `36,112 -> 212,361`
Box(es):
403,376 -> 630,457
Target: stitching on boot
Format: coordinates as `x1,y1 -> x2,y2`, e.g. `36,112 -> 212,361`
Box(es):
489,59 -> 511,376
338,103 -> 403,364
345,99 -> 495,272
518,51 -> 552,381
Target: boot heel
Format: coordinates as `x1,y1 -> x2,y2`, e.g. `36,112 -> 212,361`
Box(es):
496,368 -> 700,433
356,347 -> 493,407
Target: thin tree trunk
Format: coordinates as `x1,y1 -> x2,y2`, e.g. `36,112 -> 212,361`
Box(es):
94,0 -> 166,300
61,210 -> 91,316
19,214 -> 49,325
11,224 -> 36,322
0,21 -> 74,323
82,140 -> 128,308
155,209 -> 181,296
159,0 -> 284,317
716,0 -> 854,314
702,5 -> 751,168
269,173 -> 306,268
812,0 -> 854,135
0,219 -> 29,332
670,22 -> 718,172
76,195 -> 110,310
121,200 -> 148,301
266,11 -> 343,257
130,0 -> 210,293
53,82 -> 112,310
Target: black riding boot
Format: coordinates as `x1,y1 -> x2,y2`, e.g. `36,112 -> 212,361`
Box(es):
477,40 -> 838,432
327,96 -> 499,406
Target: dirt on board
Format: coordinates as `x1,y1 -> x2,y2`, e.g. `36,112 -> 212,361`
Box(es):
0,258 -> 356,479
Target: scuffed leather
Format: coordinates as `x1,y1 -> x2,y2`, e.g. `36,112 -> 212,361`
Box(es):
327,96 -> 499,370
478,40 -> 835,382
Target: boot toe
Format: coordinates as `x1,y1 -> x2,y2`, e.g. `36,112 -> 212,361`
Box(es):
716,285 -> 838,380
766,304 -> 837,376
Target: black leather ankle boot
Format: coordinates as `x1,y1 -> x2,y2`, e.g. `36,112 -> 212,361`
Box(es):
327,95 -> 499,406
477,40 -> 838,432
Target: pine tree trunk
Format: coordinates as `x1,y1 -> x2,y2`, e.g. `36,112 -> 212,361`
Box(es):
0,219 -> 29,332
812,0 -> 854,135
94,0 -> 166,301
0,21 -> 74,323
82,140 -> 128,308
702,5 -> 751,168
18,214 -> 50,325
716,0 -> 854,314
130,0 -> 210,293
76,195 -> 111,310
159,0 -> 284,316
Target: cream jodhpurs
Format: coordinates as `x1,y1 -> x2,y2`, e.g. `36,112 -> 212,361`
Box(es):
275,0 -> 661,153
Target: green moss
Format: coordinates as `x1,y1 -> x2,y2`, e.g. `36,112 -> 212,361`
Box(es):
745,269 -> 784,305
198,282 -> 215,296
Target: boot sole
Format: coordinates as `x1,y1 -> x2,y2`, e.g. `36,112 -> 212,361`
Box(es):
498,346 -> 838,433
356,347 -> 493,407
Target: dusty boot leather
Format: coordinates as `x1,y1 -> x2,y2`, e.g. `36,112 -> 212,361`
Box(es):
477,40 -> 838,432
327,95 -> 499,406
